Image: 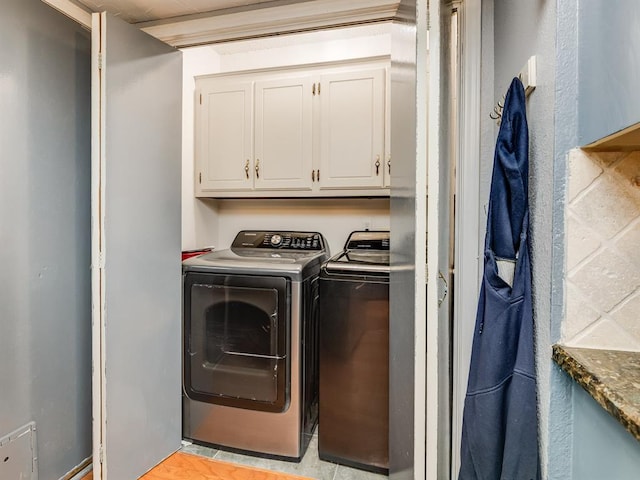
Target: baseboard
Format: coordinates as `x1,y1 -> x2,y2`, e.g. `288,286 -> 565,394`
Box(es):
60,456 -> 92,480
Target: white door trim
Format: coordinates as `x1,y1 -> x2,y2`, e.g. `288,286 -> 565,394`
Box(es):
90,12 -> 105,480
41,0 -> 92,29
425,0 -> 441,475
451,0 -> 482,477
415,0 -> 429,477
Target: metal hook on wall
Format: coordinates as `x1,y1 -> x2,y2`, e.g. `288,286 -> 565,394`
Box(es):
488,55 -> 537,126
489,96 -> 505,125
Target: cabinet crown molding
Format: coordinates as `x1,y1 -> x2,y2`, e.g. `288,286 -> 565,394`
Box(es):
138,0 -> 401,48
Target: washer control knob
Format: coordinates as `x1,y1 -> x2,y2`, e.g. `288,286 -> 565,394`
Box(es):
270,234 -> 283,247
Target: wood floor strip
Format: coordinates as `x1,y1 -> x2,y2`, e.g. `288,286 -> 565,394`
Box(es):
81,452 -> 312,480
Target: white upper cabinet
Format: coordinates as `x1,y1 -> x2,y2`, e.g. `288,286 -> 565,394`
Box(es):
198,79 -> 253,192
254,76 -> 314,190
318,68 -> 386,190
195,60 -> 389,198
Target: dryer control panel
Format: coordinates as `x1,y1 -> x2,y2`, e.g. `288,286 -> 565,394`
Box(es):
231,231 -> 326,251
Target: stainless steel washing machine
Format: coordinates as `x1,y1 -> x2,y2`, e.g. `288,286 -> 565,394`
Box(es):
318,230 -> 390,473
182,230 -> 328,461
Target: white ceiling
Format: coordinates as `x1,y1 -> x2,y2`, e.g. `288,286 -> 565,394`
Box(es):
51,0 -> 400,47
73,0 -> 296,24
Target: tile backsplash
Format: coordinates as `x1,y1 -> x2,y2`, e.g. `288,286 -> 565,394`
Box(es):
564,149 -> 640,351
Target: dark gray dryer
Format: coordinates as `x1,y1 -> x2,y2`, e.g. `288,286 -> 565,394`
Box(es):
318,230 -> 390,474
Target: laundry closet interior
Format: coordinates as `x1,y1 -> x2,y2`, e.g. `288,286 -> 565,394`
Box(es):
4,0 -> 461,479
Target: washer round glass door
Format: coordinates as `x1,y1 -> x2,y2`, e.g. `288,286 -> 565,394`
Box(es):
184,273 -> 290,412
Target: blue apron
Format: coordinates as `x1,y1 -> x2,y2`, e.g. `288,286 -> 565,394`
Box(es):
458,78 -> 539,480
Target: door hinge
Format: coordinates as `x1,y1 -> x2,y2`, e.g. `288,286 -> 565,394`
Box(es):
97,52 -> 103,70
438,271 -> 449,306
99,444 -> 104,464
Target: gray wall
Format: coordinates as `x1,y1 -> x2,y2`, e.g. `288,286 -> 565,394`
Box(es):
0,0 -> 92,478
489,1 -> 640,479
578,0 -> 640,145
484,1 -> 558,478
572,383 -> 640,479
548,1 -> 580,478
558,2 -> 640,478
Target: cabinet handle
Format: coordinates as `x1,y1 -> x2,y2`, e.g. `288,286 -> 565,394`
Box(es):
387,155 -> 391,175
312,169 -> 316,182
255,159 -> 260,179
375,155 -> 381,176
312,83 -> 316,96
244,159 -> 250,179
317,169 -> 320,181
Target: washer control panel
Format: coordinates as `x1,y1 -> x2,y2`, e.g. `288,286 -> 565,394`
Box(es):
231,231 -> 325,251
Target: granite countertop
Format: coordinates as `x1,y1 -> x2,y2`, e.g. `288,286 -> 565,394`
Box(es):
552,344 -> 640,441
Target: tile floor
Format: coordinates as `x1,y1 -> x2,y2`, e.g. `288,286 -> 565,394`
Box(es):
180,430 -> 388,480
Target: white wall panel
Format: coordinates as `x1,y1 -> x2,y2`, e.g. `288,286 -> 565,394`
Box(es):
215,198 -> 390,255
389,10 -> 421,480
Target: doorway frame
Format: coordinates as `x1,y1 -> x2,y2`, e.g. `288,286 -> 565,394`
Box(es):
40,1 -> 485,478
450,0 -> 482,477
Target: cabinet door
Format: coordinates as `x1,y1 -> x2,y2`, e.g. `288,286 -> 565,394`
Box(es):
197,78 -> 253,192
254,76 -> 314,190
319,68 -> 385,189
384,68 -> 391,188
92,12 -> 182,480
